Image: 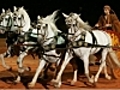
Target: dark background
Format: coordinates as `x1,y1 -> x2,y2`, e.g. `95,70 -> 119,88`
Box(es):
0,0 -> 120,37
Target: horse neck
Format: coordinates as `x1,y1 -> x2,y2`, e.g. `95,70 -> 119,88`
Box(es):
76,17 -> 85,25
20,10 -> 31,32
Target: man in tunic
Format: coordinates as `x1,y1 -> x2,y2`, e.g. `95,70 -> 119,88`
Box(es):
95,5 -> 120,34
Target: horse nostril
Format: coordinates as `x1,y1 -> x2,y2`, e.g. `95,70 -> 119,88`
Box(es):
37,27 -> 40,30
18,18 -> 21,20
13,17 -> 16,21
37,25 -> 41,30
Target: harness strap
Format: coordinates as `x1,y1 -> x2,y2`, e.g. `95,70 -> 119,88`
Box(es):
89,31 -> 97,45
41,53 -> 60,63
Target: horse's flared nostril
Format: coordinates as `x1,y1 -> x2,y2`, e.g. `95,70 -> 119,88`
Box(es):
37,25 -> 41,30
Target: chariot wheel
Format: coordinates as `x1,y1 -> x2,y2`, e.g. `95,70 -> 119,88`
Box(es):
111,50 -> 120,79
112,68 -> 120,79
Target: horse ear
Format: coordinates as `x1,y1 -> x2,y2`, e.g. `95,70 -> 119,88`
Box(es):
78,14 -> 81,16
21,6 -> 24,9
2,8 -> 5,13
51,10 -> 59,18
6,8 -> 11,13
13,6 -> 17,11
18,6 -> 24,11
62,13 -> 69,18
85,21 -> 89,24
37,15 -> 41,19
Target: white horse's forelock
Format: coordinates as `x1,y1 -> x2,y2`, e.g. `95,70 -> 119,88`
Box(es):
40,10 -> 60,34
44,10 -> 59,23
41,20 -> 59,35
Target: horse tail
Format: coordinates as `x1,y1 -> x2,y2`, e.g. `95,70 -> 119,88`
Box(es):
107,48 -> 120,68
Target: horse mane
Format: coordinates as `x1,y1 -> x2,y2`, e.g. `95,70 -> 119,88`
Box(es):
77,18 -> 92,30
41,10 -> 60,34
71,13 -> 92,30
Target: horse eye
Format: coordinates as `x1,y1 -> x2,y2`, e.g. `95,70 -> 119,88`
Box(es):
18,17 -> 21,20
43,24 -> 48,29
37,24 -> 41,27
5,18 -> 8,21
37,24 -> 41,29
13,17 -> 17,19
44,24 -> 47,26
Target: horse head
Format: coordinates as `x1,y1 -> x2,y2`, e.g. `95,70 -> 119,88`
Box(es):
36,10 -> 60,46
12,6 -> 31,34
62,12 -> 91,41
62,12 -> 91,30
0,8 -> 13,34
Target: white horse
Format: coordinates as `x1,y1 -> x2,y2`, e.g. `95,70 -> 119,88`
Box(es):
25,10 -> 65,88
51,12 -> 120,88
0,6 -> 36,73
0,8 -> 13,33
12,6 -> 38,74
0,7 -> 33,71
0,8 -> 19,70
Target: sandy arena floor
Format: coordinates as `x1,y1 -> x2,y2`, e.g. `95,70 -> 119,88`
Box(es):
0,38 -> 120,89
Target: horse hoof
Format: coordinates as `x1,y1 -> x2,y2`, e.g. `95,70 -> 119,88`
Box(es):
94,77 -> 98,83
70,81 -> 75,86
54,84 -> 61,88
89,77 -> 95,83
51,79 -> 61,88
106,75 -> 111,80
14,79 -> 20,84
28,82 -> 35,88
51,79 -> 58,84
26,67 -> 31,71
54,81 -> 61,88
7,67 -> 12,71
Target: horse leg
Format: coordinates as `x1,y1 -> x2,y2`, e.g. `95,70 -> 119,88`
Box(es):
41,59 -> 63,80
51,58 -> 62,85
94,49 -> 108,82
17,52 -> 28,73
69,57 -> 78,85
82,55 -> 94,83
14,52 -> 28,83
39,63 -> 51,79
14,73 -> 22,83
17,46 -> 34,73
28,59 -> 46,88
52,50 -> 73,88
0,46 -> 12,70
51,50 -> 66,85
103,61 -> 111,80
0,54 -> 11,70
